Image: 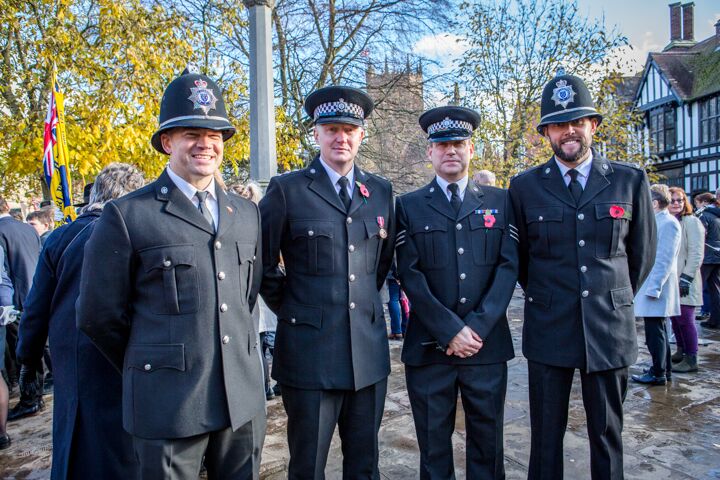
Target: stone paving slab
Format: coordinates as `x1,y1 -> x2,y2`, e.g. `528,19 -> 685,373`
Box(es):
2,289 -> 720,479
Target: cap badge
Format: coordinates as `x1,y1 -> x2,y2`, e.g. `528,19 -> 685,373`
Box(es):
188,79 -> 218,114
441,117 -> 452,128
551,80 -> 575,109
337,98 -> 347,112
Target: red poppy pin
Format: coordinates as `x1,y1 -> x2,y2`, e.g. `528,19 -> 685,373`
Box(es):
356,181 -> 370,203
484,214 -> 496,228
609,205 -> 625,219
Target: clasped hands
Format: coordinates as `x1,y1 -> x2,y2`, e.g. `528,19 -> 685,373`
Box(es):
446,326 -> 483,358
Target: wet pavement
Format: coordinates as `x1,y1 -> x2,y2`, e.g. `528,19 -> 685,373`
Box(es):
2,289 -> 720,479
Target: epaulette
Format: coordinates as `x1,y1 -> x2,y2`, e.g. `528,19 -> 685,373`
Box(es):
608,160 -> 644,171
511,164 -> 543,180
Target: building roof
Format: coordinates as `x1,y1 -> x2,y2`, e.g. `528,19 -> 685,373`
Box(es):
641,33 -> 720,104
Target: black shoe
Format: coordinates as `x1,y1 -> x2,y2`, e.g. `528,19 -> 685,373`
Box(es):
696,312 -> 710,321
700,320 -> 719,329
0,434 -> 10,450
642,367 -> 671,380
265,388 -> 275,401
272,384 -> 282,397
632,373 -> 666,386
7,399 -> 45,421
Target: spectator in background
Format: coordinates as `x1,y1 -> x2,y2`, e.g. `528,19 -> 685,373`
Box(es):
698,192 -> 720,330
693,192 -> 715,213
668,187 -> 704,373
0,247 -> 15,450
386,263 -> 406,340
472,169 -> 496,187
693,192 -> 715,321
26,209 -> 54,245
632,184 -> 682,386
16,163 -> 144,479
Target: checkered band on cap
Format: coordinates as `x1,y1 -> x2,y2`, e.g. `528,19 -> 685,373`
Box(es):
313,98 -> 365,121
427,117 -> 473,135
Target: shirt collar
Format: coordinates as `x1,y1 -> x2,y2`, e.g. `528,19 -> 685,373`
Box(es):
0,213 -> 10,219
319,157 -> 355,189
166,166 -> 217,202
554,150 -> 593,180
435,175 -> 469,197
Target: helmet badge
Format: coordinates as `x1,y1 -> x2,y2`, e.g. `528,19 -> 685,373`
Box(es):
551,79 -> 576,109
188,79 -> 218,114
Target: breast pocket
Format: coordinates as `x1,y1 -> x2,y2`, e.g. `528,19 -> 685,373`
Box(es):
594,202 -> 632,259
364,219 -> 383,273
525,206 -> 564,259
410,218 -> 448,270
469,214 -> 505,265
289,220 -> 334,275
236,242 -> 256,305
138,244 -> 199,315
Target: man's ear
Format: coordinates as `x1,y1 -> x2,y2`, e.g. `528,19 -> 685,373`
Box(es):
160,131 -> 173,155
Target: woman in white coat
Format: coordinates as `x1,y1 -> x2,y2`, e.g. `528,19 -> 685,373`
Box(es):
668,187 -> 704,373
632,184 -> 682,386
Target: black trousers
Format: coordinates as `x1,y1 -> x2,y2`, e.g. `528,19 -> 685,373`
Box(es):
406,362 -> 507,480
281,379 -> 387,480
642,317 -> 671,378
527,361 -> 627,480
701,264 -> 720,326
132,415 -> 265,480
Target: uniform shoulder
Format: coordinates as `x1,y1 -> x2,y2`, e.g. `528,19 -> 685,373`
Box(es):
398,182 -> 435,202
607,159 -> 645,172
111,181 -> 157,205
510,164 -> 544,183
226,191 -> 259,213
360,169 -> 391,188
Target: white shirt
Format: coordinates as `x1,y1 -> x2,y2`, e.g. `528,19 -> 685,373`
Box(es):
319,157 -> 355,197
554,151 -> 593,189
166,166 -> 219,229
435,175 -> 469,202
0,214 -> 10,219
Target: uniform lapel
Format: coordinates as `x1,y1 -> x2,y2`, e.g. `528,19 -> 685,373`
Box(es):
156,171 -> 215,235
305,157 -> 348,215
215,188 -> 237,238
348,166 -> 372,216
541,158 -> 577,208
577,154 -> 612,208
457,182 -> 484,221
426,179 -> 456,220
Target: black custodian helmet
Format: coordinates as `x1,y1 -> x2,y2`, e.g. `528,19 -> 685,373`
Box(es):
537,69 -> 603,134
151,65 -> 236,154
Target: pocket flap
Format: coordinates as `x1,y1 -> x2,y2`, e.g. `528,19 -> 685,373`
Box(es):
364,219 -> 381,238
595,202 -> 633,220
411,219 -> 447,234
526,287 -> 552,308
610,286 -> 634,310
126,344 -> 186,372
139,244 -> 195,272
236,242 -> 256,263
526,206 -> 563,224
279,302 -> 323,329
469,213 -> 505,230
290,221 -> 333,239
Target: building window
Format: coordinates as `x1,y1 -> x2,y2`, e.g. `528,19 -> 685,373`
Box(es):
690,174 -> 709,192
700,96 -> 720,145
648,106 -> 676,154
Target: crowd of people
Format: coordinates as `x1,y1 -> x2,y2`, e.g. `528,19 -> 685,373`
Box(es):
0,65 -> 716,480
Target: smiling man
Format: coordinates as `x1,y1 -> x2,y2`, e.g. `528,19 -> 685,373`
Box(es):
508,72 -> 656,480
77,68 -> 265,480
259,86 -> 395,479
396,106 -> 518,479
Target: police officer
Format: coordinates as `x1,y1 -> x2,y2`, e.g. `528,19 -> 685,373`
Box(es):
77,67 -> 265,479
259,86 -> 395,479
508,72 -> 656,480
396,106 -> 517,479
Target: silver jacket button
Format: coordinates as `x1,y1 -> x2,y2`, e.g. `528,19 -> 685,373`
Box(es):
163,259 -> 171,267
579,240 -> 585,247
218,272 -> 226,280
349,245 -> 355,252
459,273 -> 466,280
144,364 -> 151,371
458,247 -> 464,255
220,303 -> 228,312
349,302 -> 356,309
215,241 -> 222,249
222,335 -> 230,344
582,290 -> 589,297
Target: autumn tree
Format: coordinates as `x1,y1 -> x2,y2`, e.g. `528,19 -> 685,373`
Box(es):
0,0 -> 198,199
458,0 -> 631,185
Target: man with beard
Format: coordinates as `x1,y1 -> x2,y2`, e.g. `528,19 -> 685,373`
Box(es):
508,71 -> 656,480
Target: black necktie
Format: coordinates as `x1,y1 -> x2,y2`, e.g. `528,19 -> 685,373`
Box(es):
567,169 -> 583,204
448,183 -> 462,214
195,191 -> 215,230
338,177 -> 351,211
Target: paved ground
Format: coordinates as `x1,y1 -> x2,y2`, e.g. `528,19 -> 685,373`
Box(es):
2,289 -> 720,479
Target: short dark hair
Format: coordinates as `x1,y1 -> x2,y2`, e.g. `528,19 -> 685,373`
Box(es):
0,197 -> 9,214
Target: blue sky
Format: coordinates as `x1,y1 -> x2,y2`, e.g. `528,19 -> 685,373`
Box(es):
414,0 -> 720,77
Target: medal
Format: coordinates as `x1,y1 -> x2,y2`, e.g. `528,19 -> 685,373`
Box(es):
377,216 -> 387,239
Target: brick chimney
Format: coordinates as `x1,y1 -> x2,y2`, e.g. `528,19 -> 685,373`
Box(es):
669,2 -> 681,41
682,2 -> 694,41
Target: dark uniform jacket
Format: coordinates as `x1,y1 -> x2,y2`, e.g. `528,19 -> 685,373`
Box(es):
508,152 -> 656,372
396,180 -> 517,366
0,215 -> 41,309
260,157 -> 395,391
77,170 -> 264,440
17,211 -> 138,480
699,206 -> 720,264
